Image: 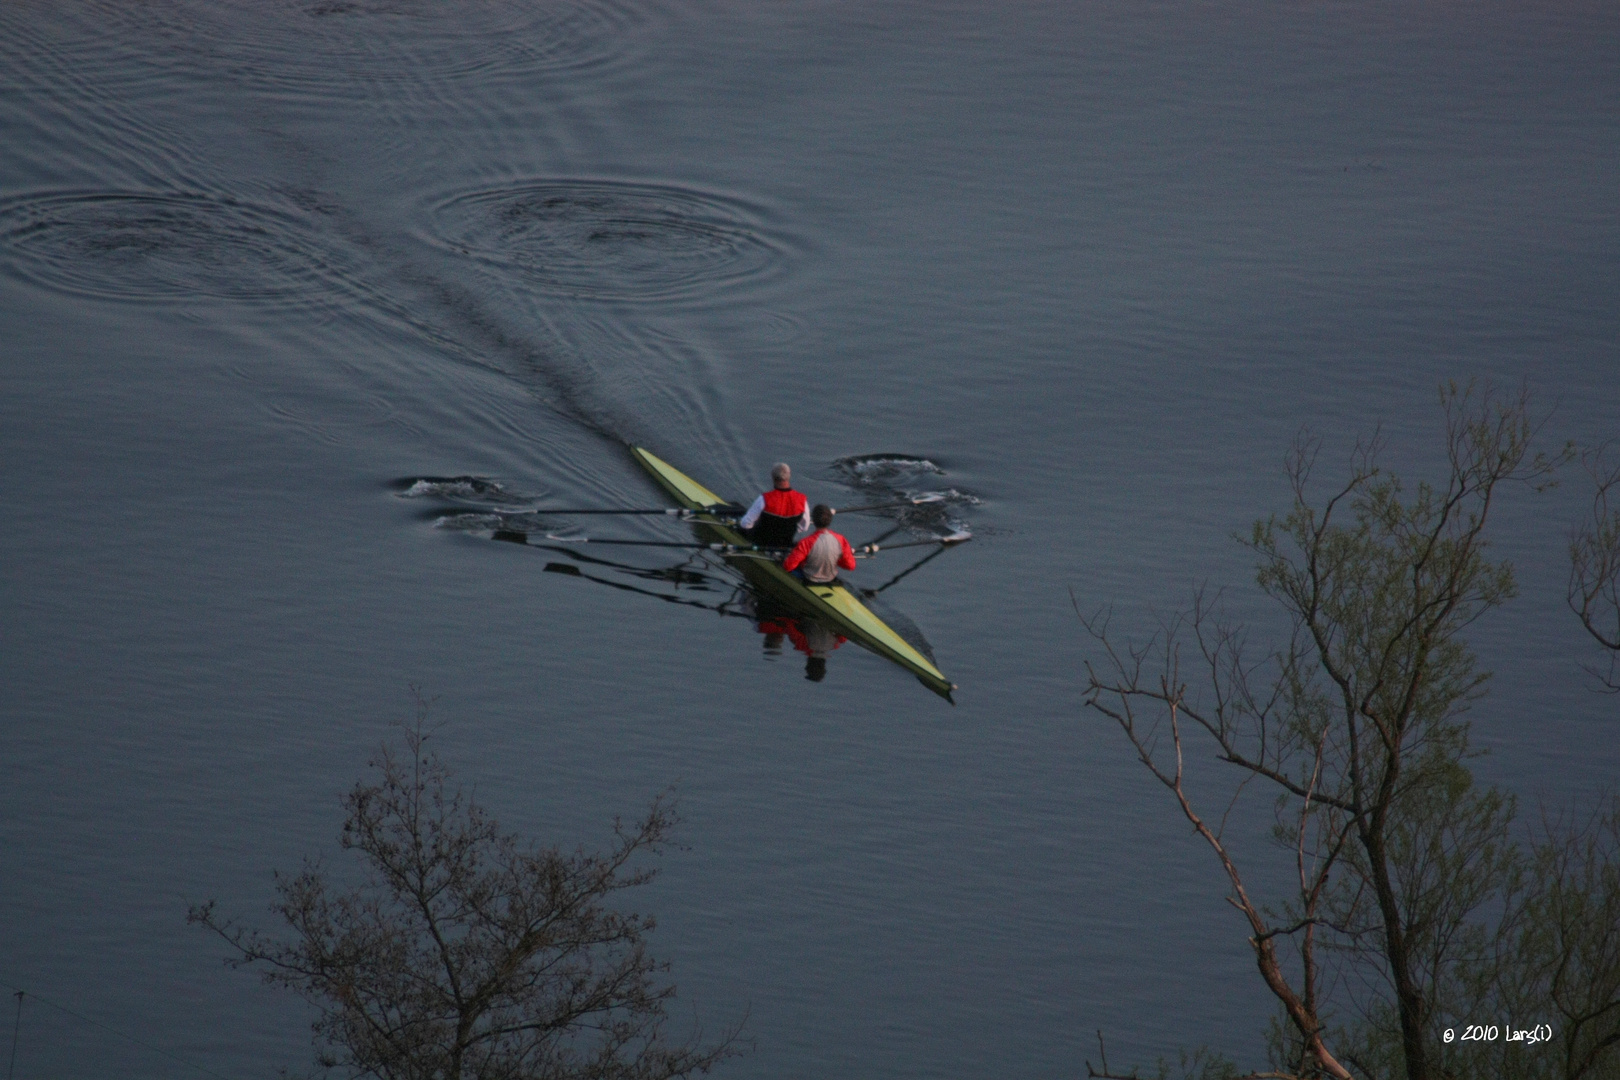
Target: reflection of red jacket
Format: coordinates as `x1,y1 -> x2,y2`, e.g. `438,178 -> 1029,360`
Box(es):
758,617 -> 845,655
781,528 -> 856,580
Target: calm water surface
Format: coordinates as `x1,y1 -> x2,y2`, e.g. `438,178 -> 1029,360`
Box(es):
3,1 -> 1617,1076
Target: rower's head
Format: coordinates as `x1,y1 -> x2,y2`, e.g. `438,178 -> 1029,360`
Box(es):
771,462 -> 792,489
811,504 -> 834,529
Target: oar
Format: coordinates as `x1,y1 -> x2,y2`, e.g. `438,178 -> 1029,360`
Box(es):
856,523 -> 908,549
528,494 -> 933,520
525,505 -> 744,518
542,562 -> 754,617
534,545 -> 719,584
499,525 -> 964,558
527,533 -> 791,553
498,529 -> 706,550
863,544 -> 951,596
857,531 -> 971,555
836,493 -> 947,514
568,531 -> 967,556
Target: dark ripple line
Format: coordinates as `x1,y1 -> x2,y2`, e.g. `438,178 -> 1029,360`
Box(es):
69,0 -> 656,107
0,12 -> 209,191
424,179 -> 790,306
0,189 -> 368,308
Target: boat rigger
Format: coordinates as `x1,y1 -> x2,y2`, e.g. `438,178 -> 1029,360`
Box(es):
629,446 -> 958,701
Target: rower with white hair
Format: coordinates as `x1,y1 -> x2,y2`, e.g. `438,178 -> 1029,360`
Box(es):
737,461 -> 811,547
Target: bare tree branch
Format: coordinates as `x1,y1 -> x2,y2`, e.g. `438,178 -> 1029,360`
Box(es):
190,717 -> 742,1080
1569,443 -> 1620,691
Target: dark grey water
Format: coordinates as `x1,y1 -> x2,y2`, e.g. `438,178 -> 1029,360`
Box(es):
3,1 -> 1617,1075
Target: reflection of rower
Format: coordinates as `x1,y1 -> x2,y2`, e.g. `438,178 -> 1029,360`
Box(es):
737,463 -> 810,548
758,614 -> 847,682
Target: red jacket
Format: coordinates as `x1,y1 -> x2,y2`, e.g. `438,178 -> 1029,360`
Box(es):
758,489 -> 808,520
782,528 -> 857,580
739,488 -> 810,547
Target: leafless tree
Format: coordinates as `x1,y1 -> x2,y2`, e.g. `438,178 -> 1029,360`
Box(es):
190,721 -> 739,1080
1568,443 -> 1620,691
1082,383 -> 1565,1080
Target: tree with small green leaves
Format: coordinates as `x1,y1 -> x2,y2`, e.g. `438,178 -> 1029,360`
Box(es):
1568,443 -> 1620,691
1081,383 -> 1571,1080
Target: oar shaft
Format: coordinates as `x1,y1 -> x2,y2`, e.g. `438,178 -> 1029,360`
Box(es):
865,543 -> 951,596
555,537 -> 789,553
858,535 -> 971,554
564,539 -> 719,549
536,507 -> 740,517
836,496 -> 944,514
550,508 -> 684,515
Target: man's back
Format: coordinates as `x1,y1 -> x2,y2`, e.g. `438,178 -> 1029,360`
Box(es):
748,488 -> 808,547
782,505 -> 857,584
739,461 -> 810,546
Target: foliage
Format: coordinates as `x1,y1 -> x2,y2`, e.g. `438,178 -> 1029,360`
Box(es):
1499,801 -> 1620,1078
1086,1035 -> 1249,1080
190,722 -> 737,1080
1085,1034 -> 1248,1080
1568,444 -> 1620,691
1308,800 -> 1620,1080
1081,383 -> 1576,1080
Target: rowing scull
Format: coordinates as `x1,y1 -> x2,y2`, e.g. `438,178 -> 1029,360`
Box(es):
630,446 -> 957,701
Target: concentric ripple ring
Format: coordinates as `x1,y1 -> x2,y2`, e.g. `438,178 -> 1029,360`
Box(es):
0,189 -> 353,306
427,179 -> 787,305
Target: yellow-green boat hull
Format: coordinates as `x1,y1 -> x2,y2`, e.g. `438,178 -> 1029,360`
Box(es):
630,446 -> 955,701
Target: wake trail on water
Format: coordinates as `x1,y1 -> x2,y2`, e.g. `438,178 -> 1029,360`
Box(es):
1,0 -> 757,467
2,0 -> 975,543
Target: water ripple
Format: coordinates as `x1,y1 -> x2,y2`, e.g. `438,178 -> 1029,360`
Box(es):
393,476 -> 531,504
0,189 -> 360,307
833,454 -> 983,536
425,180 -> 789,306
190,0 -> 652,102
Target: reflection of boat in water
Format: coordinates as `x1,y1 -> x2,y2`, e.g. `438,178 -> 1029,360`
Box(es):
541,550 -> 857,685
757,609 -> 845,683
629,446 -> 956,700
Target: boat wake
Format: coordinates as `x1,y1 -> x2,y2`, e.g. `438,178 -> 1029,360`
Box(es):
392,475 -> 533,504
833,453 -> 982,538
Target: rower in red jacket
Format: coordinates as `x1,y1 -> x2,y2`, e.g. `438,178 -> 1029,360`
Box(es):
781,504 -> 857,584
737,462 -> 811,548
